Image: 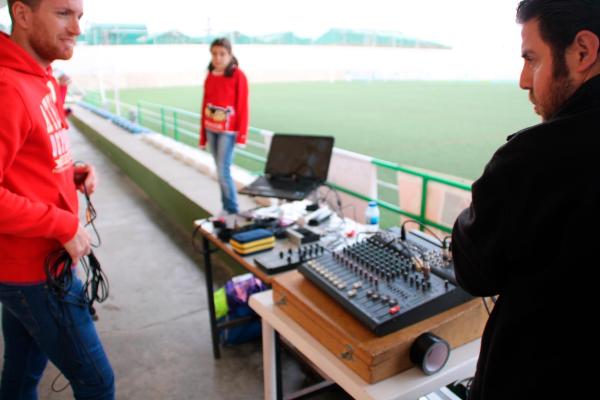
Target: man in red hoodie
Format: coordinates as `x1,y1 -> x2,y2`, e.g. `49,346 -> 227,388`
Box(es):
0,1 -> 114,398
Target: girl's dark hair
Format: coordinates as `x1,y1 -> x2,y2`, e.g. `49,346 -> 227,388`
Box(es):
208,37 -> 239,77
517,0 -> 600,78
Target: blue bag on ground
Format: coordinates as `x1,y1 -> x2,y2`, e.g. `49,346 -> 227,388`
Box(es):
218,273 -> 268,345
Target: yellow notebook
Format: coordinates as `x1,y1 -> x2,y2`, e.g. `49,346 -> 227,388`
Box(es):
230,240 -> 275,255
230,236 -> 275,251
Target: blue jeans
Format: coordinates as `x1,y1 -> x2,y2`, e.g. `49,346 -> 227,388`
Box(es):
0,278 -> 114,400
206,130 -> 239,213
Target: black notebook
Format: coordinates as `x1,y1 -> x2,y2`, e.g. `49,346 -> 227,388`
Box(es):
239,134 -> 334,201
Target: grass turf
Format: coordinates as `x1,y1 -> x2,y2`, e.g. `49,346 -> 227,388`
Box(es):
101,81 -> 539,180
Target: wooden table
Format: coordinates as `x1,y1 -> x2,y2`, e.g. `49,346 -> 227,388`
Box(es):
250,290 -> 480,400
194,217 -> 336,359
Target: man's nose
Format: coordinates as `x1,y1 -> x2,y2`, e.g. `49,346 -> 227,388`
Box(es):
519,64 -> 531,90
68,17 -> 81,37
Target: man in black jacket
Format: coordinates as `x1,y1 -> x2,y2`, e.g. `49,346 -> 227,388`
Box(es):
452,1 -> 600,399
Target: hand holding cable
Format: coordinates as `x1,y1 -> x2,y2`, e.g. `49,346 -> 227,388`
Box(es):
74,162 -> 97,195
63,223 -> 92,266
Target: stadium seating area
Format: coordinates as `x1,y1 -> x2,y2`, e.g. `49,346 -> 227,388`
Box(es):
78,101 -> 150,134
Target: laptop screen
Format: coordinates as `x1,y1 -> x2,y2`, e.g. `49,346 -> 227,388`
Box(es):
265,134 -> 335,182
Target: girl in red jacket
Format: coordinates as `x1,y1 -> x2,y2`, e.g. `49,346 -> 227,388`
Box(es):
200,38 -> 249,215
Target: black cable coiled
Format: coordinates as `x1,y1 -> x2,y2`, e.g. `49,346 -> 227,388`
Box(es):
45,248 -> 109,319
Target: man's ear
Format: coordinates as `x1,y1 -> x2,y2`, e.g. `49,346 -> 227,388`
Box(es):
569,30 -> 600,73
11,1 -> 34,31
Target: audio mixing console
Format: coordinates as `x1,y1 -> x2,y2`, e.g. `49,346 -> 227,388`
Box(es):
298,229 -> 471,336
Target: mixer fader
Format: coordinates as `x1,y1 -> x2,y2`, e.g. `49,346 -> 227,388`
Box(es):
298,229 -> 471,336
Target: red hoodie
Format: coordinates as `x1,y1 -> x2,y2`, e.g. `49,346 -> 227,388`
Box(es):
0,32 -> 79,283
199,67 -> 249,147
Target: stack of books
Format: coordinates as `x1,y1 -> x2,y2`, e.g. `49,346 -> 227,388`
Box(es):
230,229 -> 275,256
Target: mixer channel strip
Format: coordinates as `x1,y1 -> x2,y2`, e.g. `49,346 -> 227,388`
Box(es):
297,232 -> 472,336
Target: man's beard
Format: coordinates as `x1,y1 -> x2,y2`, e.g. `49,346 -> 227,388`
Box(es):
29,31 -> 74,64
536,75 -> 575,121
531,56 -> 576,122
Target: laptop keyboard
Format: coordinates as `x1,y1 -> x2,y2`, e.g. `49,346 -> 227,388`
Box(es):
256,187 -> 304,198
269,180 -> 308,190
242,178 -> 316,200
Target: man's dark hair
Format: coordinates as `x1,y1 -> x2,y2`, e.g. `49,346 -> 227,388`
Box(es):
7,0 -> 41,23
517,0 -> 600,78
207,37 -> 239,77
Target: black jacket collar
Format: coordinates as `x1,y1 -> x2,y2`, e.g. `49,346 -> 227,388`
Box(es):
506,74 -> 600,142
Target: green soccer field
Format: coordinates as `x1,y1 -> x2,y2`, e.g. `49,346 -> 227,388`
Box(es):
105,81 -> 539,180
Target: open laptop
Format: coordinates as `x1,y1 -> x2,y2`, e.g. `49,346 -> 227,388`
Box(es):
239,134 -> 335,201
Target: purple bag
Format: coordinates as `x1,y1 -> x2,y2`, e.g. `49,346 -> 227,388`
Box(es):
221,273 -> 268,345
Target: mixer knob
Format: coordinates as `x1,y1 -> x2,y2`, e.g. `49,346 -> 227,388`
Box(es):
381,295 -> 389,304
366,289 -> 373,298
416,280 -> 421,289
279,251 -> 284,259
389,298 -> 398,306
388,305 -> 401,315
410,277 -> 414,287
287,256 -> 292,264
444,280 -> 449,290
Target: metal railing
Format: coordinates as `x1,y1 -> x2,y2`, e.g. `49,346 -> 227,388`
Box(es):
83,96 -> 472,232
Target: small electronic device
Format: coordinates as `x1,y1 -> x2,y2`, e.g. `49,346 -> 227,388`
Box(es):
307,208 -> 333,226
286,227 -> 321,246
254,242 -> 325,274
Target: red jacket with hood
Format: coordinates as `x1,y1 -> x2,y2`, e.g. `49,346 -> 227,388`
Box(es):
0,32 -> 79,283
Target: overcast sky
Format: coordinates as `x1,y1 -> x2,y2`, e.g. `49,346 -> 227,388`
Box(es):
1,0 -> 523,51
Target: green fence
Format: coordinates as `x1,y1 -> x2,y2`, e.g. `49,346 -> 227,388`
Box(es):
84,96 -> 472,233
